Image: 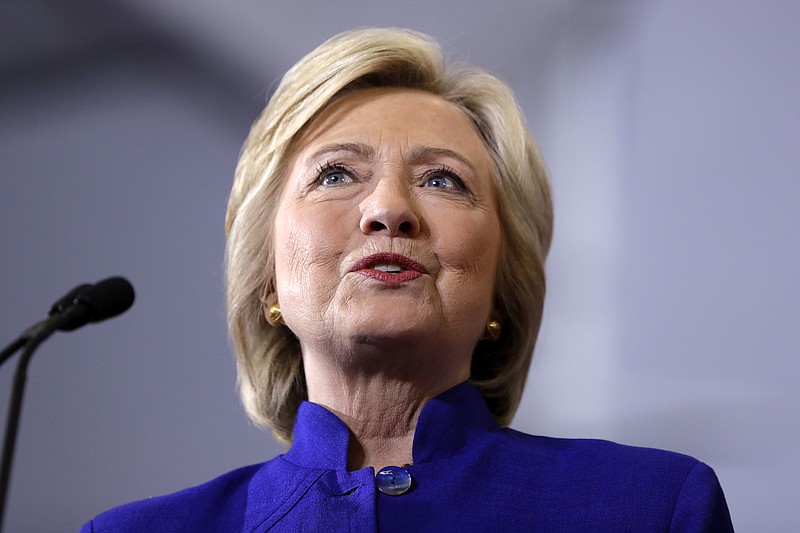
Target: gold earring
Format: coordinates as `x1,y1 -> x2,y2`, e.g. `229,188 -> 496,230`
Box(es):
484,319 -> 502,341
268,303 -> 284,325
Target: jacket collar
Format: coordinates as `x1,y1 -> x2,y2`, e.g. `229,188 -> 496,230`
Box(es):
284,381 -> 499,471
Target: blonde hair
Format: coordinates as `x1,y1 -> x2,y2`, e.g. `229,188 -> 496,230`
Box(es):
225,28 -> 553,444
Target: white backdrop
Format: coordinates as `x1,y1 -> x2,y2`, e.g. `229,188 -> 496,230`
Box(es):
1,1 -> 797,530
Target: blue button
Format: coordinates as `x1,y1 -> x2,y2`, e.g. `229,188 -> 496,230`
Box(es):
375,466 -> 412,495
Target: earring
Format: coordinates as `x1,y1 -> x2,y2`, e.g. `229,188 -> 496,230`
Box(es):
483,319 -> 502,341
268,303 -> 284,325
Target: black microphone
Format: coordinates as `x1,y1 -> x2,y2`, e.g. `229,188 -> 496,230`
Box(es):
55,277 -> 135,332
1,278 -> 136,358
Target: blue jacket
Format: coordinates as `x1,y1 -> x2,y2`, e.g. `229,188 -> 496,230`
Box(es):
82,382 -> 733,532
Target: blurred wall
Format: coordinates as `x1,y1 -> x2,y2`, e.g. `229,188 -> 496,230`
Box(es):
1,1 -> 797,530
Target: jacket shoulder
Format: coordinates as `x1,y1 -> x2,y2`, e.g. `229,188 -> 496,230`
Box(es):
498,429 -> 703,476
483,430 -> 734,531
81,462 -> 264,533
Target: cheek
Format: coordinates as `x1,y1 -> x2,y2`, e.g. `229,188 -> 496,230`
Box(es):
274,207 -> 344,308
433,211 -> 501,308
437,209 -> 500,274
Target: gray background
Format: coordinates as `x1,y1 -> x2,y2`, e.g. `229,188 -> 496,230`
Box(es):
1,1 -> 798,531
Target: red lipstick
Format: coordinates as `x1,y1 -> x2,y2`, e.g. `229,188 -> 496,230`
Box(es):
350,253 -> 426,284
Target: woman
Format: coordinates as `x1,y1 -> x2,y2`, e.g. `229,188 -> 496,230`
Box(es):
83,28 -> 733,531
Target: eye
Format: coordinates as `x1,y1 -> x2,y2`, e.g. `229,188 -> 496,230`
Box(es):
315,162 -> 354,187
425,175 -> 455,189
422,167 -> 468,193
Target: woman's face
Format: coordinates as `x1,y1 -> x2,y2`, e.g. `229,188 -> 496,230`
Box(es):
274,88 -> 501,371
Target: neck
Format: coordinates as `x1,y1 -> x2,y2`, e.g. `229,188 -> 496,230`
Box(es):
303,345 -> 469,471
318,378 -> 421,471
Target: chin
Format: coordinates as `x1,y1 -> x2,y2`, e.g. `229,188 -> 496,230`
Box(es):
348,322 -> 432,345
341,312 -> 433,345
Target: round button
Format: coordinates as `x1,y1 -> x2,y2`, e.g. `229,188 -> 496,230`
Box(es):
375,466 -> 412,495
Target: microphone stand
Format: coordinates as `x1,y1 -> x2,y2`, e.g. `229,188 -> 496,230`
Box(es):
0,313 -> 69,532
0,339 -> 26,368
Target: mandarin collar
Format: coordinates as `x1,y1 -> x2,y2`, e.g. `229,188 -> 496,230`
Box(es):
284,381 -> 499,471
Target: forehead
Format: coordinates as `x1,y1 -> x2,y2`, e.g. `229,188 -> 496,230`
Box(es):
294,88 -> 492,168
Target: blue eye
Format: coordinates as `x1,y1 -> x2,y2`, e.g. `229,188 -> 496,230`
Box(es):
316,163 -> 354,187
424,175 -> 455,189
422,167 -> 468,194
322,171 -> 352,186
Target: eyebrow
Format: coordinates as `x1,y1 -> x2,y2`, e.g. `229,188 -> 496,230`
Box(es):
405,146 -> 478,174
306,142 -> 477,173
307,142 -> 375,163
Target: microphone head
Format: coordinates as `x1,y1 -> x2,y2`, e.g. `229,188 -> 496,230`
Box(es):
58,277 -> 135,331
78,277 -> 135,323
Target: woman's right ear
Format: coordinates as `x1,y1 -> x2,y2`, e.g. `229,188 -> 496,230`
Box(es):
259,284 -> 284,326
266,302 -> 284,326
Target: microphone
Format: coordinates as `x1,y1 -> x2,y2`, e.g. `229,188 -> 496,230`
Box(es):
54,277 -> 135,332
1,278 -> 135,365
0,276 -> 135,531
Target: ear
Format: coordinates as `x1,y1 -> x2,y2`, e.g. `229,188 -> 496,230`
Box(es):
259,282 -> 281,326
481,303 -> 505,342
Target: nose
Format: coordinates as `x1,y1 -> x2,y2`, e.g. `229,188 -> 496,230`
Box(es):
359,175 -> 421,237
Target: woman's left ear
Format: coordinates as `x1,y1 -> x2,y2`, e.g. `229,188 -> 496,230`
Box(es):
481,316 -> 502,341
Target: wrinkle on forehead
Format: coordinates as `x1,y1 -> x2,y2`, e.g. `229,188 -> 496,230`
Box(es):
295,88 -> 489,162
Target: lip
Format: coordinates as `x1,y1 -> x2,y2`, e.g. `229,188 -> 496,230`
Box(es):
350,252 -> 426,284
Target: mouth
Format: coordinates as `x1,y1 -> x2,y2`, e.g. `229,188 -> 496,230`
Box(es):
350,253 -> 426,284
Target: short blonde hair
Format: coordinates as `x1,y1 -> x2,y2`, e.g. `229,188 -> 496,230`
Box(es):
226,28 -> 553,444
